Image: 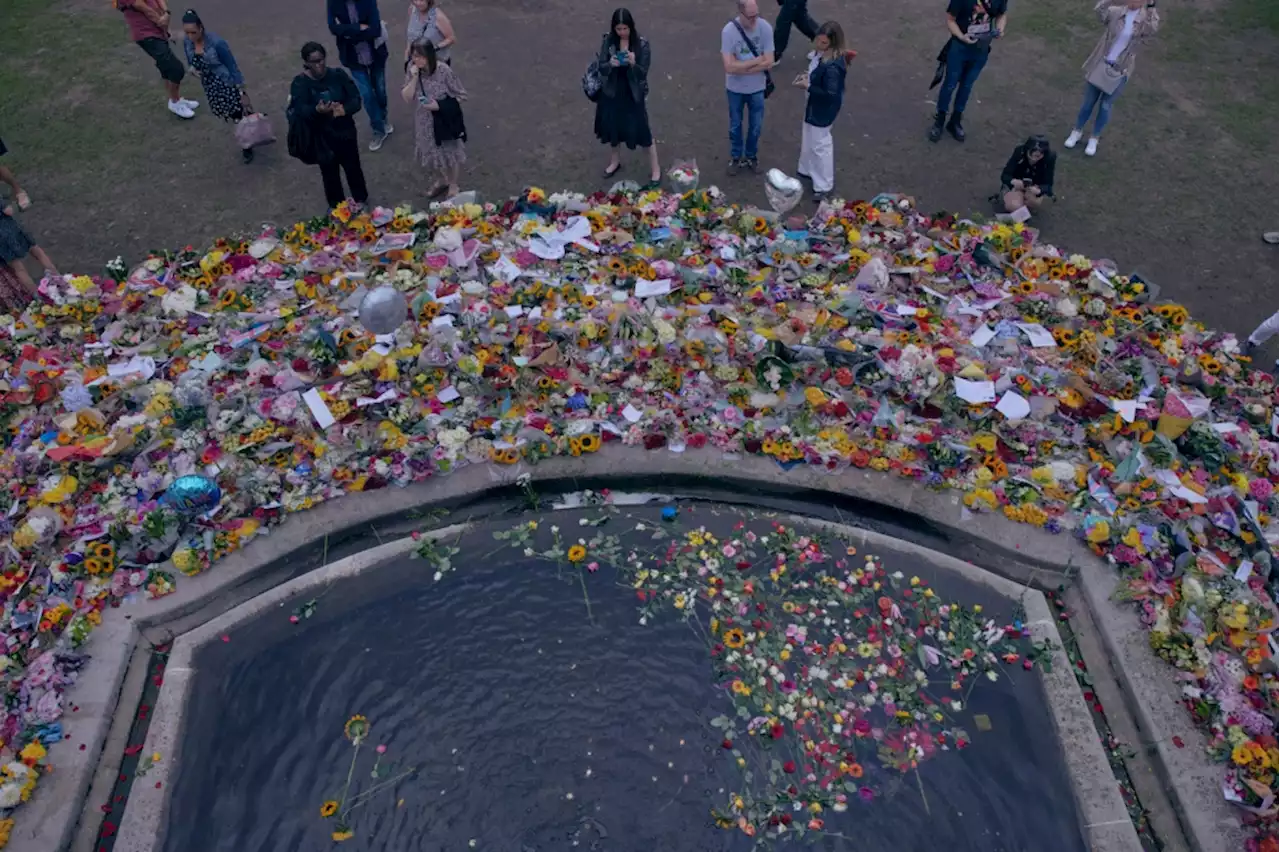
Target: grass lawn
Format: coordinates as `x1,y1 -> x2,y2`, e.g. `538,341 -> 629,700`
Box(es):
0,0 -> 1275,347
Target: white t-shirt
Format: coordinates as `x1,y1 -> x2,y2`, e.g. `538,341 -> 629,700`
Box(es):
1106,8 -> 1140,64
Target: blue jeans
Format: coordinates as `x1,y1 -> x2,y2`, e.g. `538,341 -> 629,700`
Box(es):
1074,78 -> 1126,137
727,89 -> 765,161
349,60 -> 388,136
936,39 -> 989,115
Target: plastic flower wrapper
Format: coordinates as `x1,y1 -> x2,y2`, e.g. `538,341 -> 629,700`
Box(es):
666,158 -> 699,194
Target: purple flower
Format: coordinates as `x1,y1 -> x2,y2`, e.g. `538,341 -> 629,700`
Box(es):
858,786 -> 875,802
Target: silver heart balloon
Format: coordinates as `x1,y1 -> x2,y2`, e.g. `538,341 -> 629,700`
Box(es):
765,168 -> 803,215
358,286 -> 409,335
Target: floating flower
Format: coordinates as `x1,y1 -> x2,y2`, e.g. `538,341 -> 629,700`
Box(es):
343,715 -> 370,744
723,628 -> 746,649
567,545 -> 587,563
320,800 -> 339,818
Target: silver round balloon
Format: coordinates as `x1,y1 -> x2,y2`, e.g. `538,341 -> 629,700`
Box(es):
764,168 -> 803,215
358,286 -> 409,335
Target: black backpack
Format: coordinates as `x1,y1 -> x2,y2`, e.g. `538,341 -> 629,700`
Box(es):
286,77 -> 335,166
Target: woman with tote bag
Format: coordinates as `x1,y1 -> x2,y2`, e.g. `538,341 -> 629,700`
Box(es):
1064,0 -> 1159,158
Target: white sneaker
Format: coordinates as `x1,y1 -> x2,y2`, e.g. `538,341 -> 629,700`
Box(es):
168,99 -> 195,119
1064,129 -> 1082,149
384,122 -> 394,135
368,133 -> 387,152
1085,137 -> 1099,157
179,97 -> 199,109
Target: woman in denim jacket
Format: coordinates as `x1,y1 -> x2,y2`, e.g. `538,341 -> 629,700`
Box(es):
181,10 -> 255,161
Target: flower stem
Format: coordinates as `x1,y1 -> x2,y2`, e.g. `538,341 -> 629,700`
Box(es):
578,565 -> 595,625
337,741 -> 361,813
914,767 -> 930,815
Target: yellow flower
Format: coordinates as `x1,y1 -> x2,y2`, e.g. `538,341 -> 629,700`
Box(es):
343,714 -> 369,743
804,387 -> 828,407
567,545 -> 587,563
723,628 -> 746,649
1232,743 -> 1253,766
332,829 -> 355,842
320,800 -> 339,818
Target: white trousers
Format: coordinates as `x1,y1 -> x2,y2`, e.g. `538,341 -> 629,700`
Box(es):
1247,311 -> 1279,345
798,122 -> 834,193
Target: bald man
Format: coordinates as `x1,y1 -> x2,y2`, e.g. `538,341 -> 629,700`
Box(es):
721,0 -> 775,175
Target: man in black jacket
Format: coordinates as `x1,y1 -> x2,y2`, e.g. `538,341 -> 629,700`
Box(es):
289,42 -> 369,209
327,0 -> 392,150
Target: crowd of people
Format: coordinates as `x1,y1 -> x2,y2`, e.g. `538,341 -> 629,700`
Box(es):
0,0 -> 1274,349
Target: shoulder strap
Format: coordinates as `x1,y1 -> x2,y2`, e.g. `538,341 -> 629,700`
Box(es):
731,20 -> 761,57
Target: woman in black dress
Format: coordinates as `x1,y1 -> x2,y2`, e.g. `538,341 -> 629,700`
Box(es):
594,8 -> 660,187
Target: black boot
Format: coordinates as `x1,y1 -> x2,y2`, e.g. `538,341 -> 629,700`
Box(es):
927,111 -> 946,143
947,111 -> 966,142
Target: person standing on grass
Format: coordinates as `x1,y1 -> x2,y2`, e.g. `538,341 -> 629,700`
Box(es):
794,22 -> 849,202
401,41 -> 468,200
181,10 -> 256,163
328,0 -> 393,151
773,0 -> 817,65
289,42 -> 370,209
0,204 -> 57,305
1063,0 -> 1159,158
721,0 -> 774,176
115,0 -> 200,119
405,0 -> 456,68
595,8 -> 660,187
0,139 -> 30,212
928,0 -> 1008,143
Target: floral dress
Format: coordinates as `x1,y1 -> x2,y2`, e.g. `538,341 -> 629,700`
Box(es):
192,53 -> 244,122
407,64 -> 467,173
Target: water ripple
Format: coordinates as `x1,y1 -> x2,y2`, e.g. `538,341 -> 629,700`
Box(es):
164,513 -> 1084,852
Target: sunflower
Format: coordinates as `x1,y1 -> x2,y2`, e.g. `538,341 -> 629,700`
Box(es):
92,541 -> 115,560
568,436 -> 584,456
1012,279 -> 1034,295
1197,354 -> 1223,375
217,290 -> 237,309
567,545 -> 587,562
343,715 -> 369,744
579,433 -> 601,453
752,217 -> 769,234
490,447 -> 519,465
320,800 -> 339,818
723,628 -> 747,649
84,557 -> 105,575
605,257 -> 627,274
419,301 -> 441,320
581,294 -> 599,309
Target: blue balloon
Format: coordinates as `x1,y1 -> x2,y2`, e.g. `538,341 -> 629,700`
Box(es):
162,475 -> 223,514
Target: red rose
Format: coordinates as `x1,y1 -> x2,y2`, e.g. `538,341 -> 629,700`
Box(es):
770,723 -> 784,739
722,739 -> 733,749
744,438 -> 762,454
780,814 -> 792,826
783,760 -> 796,773
643,434 -> 667,450
686,433 -> 708,449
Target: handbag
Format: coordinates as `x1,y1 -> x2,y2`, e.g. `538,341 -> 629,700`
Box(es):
731,19 -> 774,98
582,55 -> 604,102
235,112 -> 277,150
1086,58 -> 1126,94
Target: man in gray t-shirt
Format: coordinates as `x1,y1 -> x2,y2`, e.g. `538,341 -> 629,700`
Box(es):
720,0 -> 774,175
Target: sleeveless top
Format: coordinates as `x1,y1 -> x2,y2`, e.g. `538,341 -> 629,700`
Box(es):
407,4 -> 451,62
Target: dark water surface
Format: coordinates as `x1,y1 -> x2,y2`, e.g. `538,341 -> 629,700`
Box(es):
164,506 -> 1085,852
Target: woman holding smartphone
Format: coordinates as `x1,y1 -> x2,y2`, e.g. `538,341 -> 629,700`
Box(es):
400,40 -> 468,200
594,8 -> 659,187
1063,0 -> 1159,157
